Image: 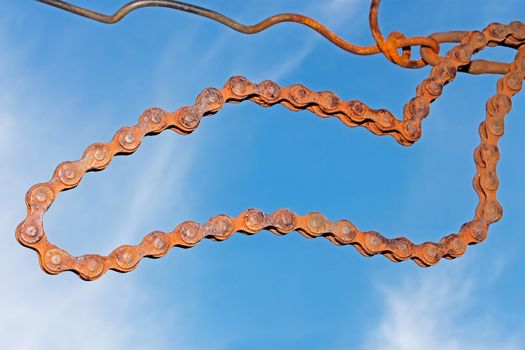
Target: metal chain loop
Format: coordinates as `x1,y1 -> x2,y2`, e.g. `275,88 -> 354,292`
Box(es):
16,21 -> 525,280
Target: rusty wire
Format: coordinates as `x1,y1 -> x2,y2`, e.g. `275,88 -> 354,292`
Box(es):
38,0 -> 514,74
18,1 -> 525,280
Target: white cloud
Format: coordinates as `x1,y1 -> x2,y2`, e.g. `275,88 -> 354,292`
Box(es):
319,0 -> 366,26
362,264 -> 524,350
264,41 -> 317,81
114,137 -> 197,245
254,0 -> 367,81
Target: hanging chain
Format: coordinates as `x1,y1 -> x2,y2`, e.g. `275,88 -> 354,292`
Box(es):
18,1 -> 525,280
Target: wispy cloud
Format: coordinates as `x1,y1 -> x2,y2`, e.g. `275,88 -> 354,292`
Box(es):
362,263 -> 524,350
114,137 -> 197,245
253,0 -> 367,81
114,15 -> 237,246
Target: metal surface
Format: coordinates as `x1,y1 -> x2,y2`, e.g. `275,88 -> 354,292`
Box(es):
18,1 -> 525,280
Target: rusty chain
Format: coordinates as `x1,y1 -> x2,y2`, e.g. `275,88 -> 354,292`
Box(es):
17,1 -> 525,280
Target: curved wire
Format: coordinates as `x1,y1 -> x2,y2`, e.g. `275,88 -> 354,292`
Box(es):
37,0 -> 381,56
36,0 -> 511,74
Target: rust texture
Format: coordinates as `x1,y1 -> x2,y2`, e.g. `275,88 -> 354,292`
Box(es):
18,0 -> 525,280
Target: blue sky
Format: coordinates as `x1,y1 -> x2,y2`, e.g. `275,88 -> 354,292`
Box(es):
1,1 -> 525,349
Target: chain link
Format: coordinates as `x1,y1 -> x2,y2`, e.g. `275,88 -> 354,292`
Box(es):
16,22 -> 525,280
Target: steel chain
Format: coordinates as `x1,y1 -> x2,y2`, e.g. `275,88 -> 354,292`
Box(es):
16,22 -> 525,280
